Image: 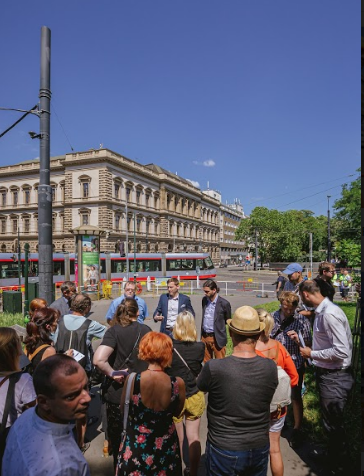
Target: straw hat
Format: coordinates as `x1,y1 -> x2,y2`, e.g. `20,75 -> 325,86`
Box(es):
227,306 -> 265,336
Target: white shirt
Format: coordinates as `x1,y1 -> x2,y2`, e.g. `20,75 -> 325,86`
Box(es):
2,407 -> 90,476
311,297 -> 352,370
167,295 -> 179,328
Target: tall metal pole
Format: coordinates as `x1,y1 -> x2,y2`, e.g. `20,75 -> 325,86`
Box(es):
327,195 -> 331,262
309,232 -> 313,278
24,243 -> 29,316
38,26 -> 53,304
133,212 -> 137,283
254,228 -> 259,271
125,201 -> 129,281
17,225 -> 21,288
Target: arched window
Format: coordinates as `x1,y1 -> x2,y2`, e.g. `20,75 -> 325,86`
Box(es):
0,188 -> 7,207
0,216 -> 6,234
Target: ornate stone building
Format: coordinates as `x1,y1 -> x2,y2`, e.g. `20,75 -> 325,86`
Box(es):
203,190 -> 247,264
0,148 -> 221,261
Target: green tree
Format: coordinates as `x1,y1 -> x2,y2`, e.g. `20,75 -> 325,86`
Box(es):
333,168 -> 361,244
235,207 -> 327,262
334,239 -> 361,267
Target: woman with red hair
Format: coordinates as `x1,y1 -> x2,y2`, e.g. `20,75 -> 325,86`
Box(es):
116,332 -> 186,476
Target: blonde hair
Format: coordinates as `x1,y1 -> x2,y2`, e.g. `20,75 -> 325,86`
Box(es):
173,311 -> 197,342
256,308 -> 274,343
0,327 -> 22,372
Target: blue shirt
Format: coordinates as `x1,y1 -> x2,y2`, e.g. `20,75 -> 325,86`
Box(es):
203,295 -> 218,333
105,295 -> 148,324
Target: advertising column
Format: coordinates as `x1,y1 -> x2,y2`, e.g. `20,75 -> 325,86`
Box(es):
81,235 -> 100,292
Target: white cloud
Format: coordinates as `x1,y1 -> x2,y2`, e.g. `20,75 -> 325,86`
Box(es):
186,179 -> 200,188
202,159 -> 215,167
192,159 -> 216,167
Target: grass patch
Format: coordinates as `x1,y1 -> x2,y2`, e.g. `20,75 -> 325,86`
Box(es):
0,312 -> 27,327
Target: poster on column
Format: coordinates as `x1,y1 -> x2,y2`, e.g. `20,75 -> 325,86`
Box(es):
81,235 -> 100,291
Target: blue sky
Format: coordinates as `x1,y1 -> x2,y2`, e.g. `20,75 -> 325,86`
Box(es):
1,0 -> 360,217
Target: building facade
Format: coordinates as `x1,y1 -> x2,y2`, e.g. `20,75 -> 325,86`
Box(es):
0,148 -> 221,261
202,190 -> 248,264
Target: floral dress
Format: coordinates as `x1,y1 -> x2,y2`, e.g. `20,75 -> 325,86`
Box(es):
117,373 -> 182,476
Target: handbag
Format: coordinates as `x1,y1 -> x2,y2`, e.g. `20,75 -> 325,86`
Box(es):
119,372 -> 136,452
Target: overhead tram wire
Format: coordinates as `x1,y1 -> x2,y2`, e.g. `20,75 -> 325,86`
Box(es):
51,103 -> 74,151
243,172 -> 357,208
0,105 -> 39,138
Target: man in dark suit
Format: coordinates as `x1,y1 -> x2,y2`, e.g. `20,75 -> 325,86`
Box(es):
201,279 -> 231,362
153,278 -> 195,336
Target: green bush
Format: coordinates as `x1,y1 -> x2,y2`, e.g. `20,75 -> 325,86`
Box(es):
0,312 -> 27,327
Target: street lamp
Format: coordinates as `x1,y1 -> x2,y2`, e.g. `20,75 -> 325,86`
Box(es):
327,195 -> 331,262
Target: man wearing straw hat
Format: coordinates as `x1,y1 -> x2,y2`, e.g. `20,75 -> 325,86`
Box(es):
197,306 -> 278,476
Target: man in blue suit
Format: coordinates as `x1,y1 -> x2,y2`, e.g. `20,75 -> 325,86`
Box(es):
153,278 -> 195,336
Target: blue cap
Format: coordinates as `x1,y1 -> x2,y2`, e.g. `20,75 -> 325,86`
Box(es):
282,263 -> 303,275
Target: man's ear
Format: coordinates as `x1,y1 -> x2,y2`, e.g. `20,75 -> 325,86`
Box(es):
37,394 -> 52,413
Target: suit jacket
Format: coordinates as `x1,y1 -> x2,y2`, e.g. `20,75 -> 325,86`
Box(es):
153,293 -> 195,334
201,295 -> 232,348
49,296 -> 70,317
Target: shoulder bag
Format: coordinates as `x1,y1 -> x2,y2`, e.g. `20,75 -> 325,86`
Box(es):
119,372 -> 136,452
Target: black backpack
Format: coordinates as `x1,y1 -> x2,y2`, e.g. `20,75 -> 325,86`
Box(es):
55,317 -> 92,368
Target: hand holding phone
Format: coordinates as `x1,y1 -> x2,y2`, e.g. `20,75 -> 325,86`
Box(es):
111,369 -> 129,382
155,313 -> 164,321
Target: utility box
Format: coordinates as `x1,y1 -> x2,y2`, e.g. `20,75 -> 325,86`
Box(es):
3,291 -> 22,314
28,281 -> 39,302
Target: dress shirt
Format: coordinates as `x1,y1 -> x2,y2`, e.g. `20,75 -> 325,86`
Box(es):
2,407 -> 90,476
203,295 -> 218,333
311,297 -> 352,369
167,295 -> 179,327
105,295 -> 148,323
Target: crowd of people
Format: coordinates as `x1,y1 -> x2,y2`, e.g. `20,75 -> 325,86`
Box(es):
0,261 -> 356,476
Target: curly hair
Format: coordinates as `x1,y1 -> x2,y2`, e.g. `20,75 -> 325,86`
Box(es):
111,298 -> 139,327
24,307 -> 60,355
69,293 -> 91,314
173,311 -> 197,342
138,332 -> 173,369
279,291 -> 300,307
0,327 -> 22,372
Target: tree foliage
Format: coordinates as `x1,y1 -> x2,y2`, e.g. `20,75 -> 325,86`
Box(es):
333,239 -> 361,267
333,168 -> 361,245
235,207 -> 327,262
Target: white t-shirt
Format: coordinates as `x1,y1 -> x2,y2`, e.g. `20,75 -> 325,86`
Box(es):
0,372 -> 36,428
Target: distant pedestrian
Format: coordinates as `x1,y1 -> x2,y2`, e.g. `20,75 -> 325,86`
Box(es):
272,272 -> 287,300
339,269 -> 352,302
197,306 -> 277,476
297,280 -> 353,475
201,279 -> 231,362
153,278 -> 195,337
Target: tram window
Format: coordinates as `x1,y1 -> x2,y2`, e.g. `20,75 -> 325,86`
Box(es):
53,261 -> 64,276
70,261 -> 75,274
100,260 -> 106,273
204,256 -> 214,270
112,261 -> 128,273
141,260 -> 162,272
0,264 -> 20,278
166,259 -> 194,272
